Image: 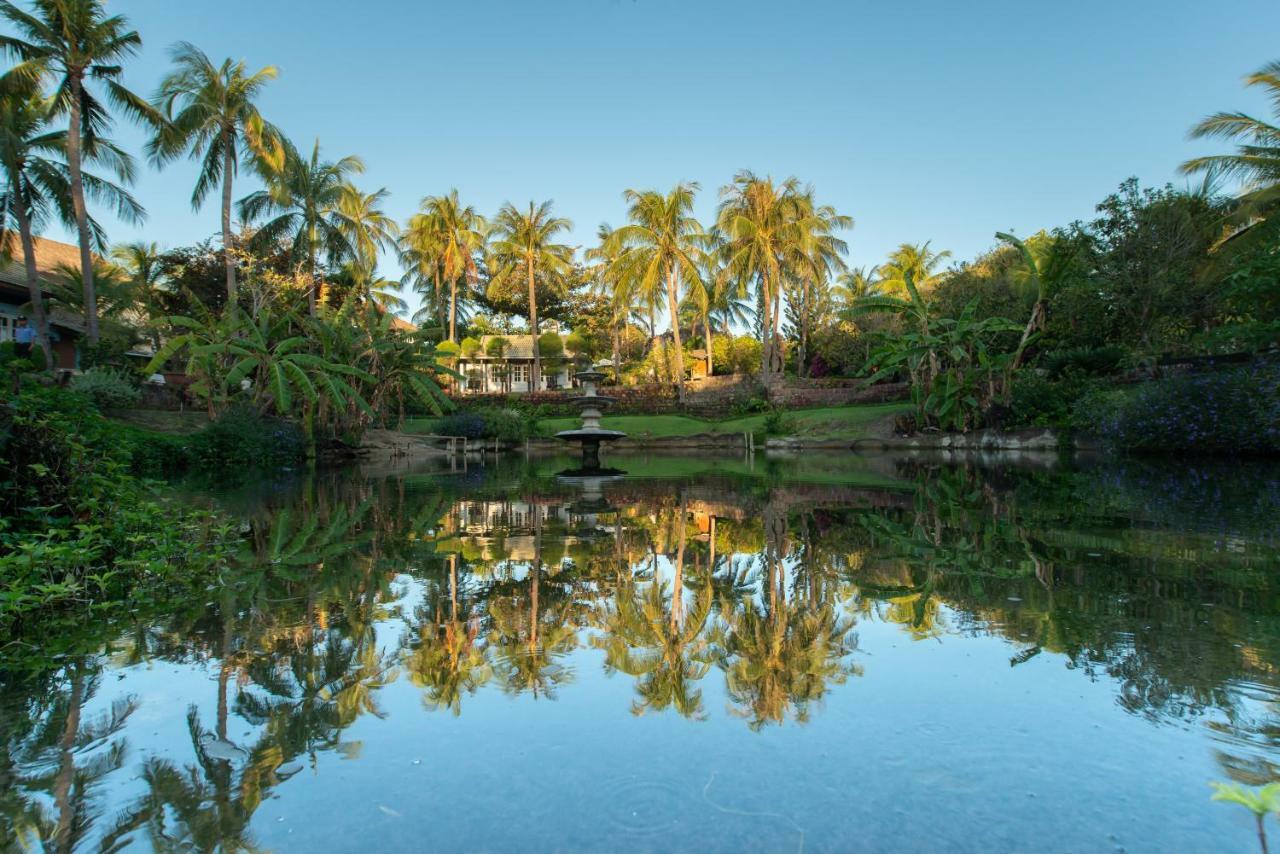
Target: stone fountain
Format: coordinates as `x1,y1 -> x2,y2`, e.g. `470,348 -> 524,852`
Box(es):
555,363 -> 626,475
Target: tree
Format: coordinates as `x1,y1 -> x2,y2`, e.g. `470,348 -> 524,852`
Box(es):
403,190 -> 485,342
487,201 -> 573,388
716,172 -> 821,377
607,183 -> 707,399
0,81 -> 138,366
877,242 -> 951,297
1181,60 -> 1280,240
0,0 -> 158,345
238,138 -> 363,315
110,240 -> 165,347
149,41 -> 280,306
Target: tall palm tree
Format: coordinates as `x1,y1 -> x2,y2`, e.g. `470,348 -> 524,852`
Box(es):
607,183 -> 706,399
584,222 -> 631,376
786,196 -> 851,376
148,41 -> 280,306
716,171 -> 816,377
0,83 -> 138,366
1181,60 -> 1280,240
833,265 -> 882,306
238,138 -> 363,315
0,0 -> 158,345
488,200 -> 573,387
404,190 -> 485,342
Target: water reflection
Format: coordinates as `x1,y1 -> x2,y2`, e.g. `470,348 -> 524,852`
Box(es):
3,455 -> 1280,851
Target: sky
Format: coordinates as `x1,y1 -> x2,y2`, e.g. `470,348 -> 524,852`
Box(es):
13,0 -> 1280,323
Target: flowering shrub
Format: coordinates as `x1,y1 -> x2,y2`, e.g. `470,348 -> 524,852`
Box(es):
1073,361 -> 1280,454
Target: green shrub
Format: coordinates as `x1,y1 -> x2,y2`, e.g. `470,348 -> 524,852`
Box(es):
1073,361 -> 1280,454
0,387 -> 231,631
1008,370 -> 1095,428
70,367 -> 141,410
762,409 -> 790,435
191,406 -> 307,468
436,407 -> 534,443
1042,345 -> 1126,379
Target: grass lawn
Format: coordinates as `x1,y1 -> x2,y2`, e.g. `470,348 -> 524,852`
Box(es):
405,402 -> 908,441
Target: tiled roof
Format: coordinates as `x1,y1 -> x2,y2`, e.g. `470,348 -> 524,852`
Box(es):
0,235 -> 86,286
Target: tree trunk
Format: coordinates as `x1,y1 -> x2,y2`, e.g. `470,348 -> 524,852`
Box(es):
666,266 -> 685,401
449,275 -> 457,342
15,194 -> 53,367
759,275 -> 772,377
703,313 -> 714,377
66,75 -> 99,346
307,232 -> 318,316
221,131 -> 237,307
527,258 -> 541,391
648,305 -> 658,382
612,327 -> 621,384
672,496 -> 686,630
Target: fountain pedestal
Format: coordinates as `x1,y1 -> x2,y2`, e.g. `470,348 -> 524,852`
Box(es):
555,365 -> 626,475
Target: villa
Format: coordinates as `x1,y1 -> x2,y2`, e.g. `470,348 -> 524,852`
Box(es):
0,236 -> 86,371
456,330 -> 581,394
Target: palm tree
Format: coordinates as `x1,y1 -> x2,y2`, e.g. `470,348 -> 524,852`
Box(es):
607,183 -> 706,399
110,240 -> 164,347
404,190 -> 485,342
877,241 -> 951,297
1181,60 -> 1280,239
488,200 -> 573,387
833,265 -> 882,306
716,171 -> 819,377
786,197 -> 851,376
148,41 -> 280,306
0,82 -> 138,366
238,138 -> 363,315
584,222 -> 630,376
0,0 -> 158,345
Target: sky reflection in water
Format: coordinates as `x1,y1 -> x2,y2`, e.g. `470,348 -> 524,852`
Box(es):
3,452 -> 1279,852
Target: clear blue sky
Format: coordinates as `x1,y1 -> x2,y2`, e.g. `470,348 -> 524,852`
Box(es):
21,0 -> 1280,321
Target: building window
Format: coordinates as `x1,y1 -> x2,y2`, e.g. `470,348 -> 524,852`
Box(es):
511,363 -> 528,384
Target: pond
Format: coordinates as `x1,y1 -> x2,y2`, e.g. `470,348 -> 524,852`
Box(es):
3,451 -> 1279,852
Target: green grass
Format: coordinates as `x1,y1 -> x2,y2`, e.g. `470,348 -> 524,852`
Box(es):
404,403 -> 908,442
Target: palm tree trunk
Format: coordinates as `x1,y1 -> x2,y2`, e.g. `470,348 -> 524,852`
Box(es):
612,326 -> 621,384
449,275 -> 458,342
66,75 -> 99,346
672,497 -> 686,630
221,132 -> 237,307
648,305 -> 658,383
307,233 -> 319,316
759,275 -> 772,377
703,312 -> 714,377
527,259 -> 541,391
14,193 -> 53,367
666,266 -> 685,401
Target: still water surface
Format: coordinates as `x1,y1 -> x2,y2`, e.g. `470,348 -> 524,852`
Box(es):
3,452 -> 1280,852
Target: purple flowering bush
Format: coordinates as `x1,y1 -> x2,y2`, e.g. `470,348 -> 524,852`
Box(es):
1074,361 -> 1280,454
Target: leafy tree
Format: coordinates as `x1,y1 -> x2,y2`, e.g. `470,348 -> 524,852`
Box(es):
148,41 -> 281,305
0,0 -> 158,345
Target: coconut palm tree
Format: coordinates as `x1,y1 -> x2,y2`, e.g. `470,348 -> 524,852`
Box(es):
584,222 -> 631,376
0,0 -> 158,345
487,200 -> 573,388
238,138 -> 363,315
404,190 -> 485,342
876,241 -> 951,296
607,183 -> 706,399
833,265 -> 882,306
786,197 -> 851,376
1181,60 -> 1280,239
338,185 -> 398,272
716,172 -> 818,377
0,82 -> 138,366
148,41 -> 281,306
109,240 -> 165,347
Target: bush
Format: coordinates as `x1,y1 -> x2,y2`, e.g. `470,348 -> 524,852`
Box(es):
1073,361 -> 1280,454
762,409 -> 790,435
436,407 -> 534,443
192,406 -> 307,468
70,367 -> 141,410
1042,345 -> 1127,379
1007,370 -> 1095,428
